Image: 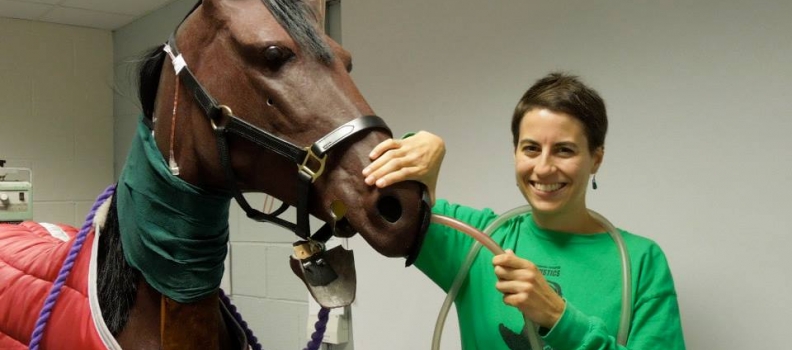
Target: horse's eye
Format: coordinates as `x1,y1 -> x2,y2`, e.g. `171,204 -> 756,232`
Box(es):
262,45 -> 293,70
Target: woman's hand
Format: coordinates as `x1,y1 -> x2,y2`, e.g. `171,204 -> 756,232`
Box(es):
493,250 -> 565,329
362,131 -> 445,205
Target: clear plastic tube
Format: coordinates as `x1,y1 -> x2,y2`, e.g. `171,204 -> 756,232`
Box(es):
589,209 -> 632,345
430,215 -> 507,256
430,206 -> 542,350
429,206 -> 631,349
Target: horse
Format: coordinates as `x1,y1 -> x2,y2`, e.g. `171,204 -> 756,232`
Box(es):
0,0 -> 430,349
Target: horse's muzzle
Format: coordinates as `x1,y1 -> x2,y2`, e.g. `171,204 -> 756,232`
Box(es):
366,181 -> 431,266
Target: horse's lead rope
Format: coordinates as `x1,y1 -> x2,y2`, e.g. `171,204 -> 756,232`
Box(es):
304,307 -> 330,350
29,184 -> 117,350
219,288 -> 331,350
219,289 -> 264,350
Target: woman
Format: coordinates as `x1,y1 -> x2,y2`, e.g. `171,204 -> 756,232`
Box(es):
362,73 -> 686,349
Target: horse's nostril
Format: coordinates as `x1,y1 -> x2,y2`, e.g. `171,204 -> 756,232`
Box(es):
377,195 -> 402,223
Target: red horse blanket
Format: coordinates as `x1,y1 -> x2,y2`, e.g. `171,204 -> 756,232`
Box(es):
0,221 -> 114,349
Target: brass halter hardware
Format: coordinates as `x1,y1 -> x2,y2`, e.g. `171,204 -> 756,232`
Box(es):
210,105 -> 234,131
298,147 -> 327,183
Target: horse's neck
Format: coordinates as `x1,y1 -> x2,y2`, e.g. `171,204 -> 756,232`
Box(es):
105,187 -> 234,349
160,290 -> 233,350
114,280 -> 233,350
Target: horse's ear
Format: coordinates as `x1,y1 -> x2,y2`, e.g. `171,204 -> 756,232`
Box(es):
306,0 -> 326,32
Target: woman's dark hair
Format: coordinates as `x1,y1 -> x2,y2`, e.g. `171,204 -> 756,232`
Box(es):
511,72 -> 608,152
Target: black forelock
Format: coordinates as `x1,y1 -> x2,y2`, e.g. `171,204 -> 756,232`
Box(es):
260,0 -> 334,62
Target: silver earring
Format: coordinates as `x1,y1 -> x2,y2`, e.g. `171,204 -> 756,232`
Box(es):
592,175 -> 598,190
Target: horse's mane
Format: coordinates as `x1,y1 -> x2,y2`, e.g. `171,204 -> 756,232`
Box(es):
137,0 -> 333,120
97,194 -> 139,335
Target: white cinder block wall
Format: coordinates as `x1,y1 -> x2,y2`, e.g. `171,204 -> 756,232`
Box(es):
0,18 -> 113,226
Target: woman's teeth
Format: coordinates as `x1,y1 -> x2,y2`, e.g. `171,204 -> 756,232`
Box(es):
532,182 -> 563,192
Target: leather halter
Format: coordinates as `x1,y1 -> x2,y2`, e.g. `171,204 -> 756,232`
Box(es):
163,34 -> 389,248
161,13 -> 432,290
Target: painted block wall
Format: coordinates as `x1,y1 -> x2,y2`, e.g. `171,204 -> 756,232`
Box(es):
342,1 -> 792,349
0,17 -> 113,226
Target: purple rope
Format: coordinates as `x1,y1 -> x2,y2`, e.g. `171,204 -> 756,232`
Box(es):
304,307 -> 330,350
220,289 -> 263,350
219,289 -> 331,350
28,184 -> 117,350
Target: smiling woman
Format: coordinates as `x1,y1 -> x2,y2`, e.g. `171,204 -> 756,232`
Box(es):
511,74 -> 606,233
362,72 -> 687,350
513,110 -> 603,233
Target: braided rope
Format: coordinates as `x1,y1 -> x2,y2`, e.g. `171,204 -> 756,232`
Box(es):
220,288 -> 332,350
304,307 -> 330,350
29,184 -> 117,349
220,289 -> 263,350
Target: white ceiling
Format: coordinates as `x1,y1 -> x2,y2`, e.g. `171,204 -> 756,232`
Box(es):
0,0 -> 182,30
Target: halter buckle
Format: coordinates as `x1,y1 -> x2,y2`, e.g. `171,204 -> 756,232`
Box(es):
293,240 -> 324,260
210,105 -> 234,130
293,239 -> 338,286
298,147 -> 327,183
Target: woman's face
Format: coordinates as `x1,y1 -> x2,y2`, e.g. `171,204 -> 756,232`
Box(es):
514,108 -> 603,217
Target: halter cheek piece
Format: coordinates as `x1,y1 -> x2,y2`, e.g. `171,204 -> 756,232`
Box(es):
163,34 -> 430,288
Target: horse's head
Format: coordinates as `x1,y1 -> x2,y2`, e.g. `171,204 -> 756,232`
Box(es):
140,0 -> 428,269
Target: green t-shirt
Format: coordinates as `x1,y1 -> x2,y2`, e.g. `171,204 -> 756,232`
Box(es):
415,200 -> 686,350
